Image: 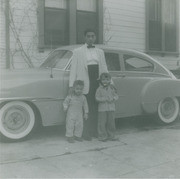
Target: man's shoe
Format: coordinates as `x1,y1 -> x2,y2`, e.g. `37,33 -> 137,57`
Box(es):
99,138 -> 108,142
67,137 -> 75,143
74,136 -> 83,142
108,137 -> 119,141
83,136 -> 92,141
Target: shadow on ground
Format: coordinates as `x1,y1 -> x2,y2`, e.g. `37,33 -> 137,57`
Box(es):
116,115 -> 180,133
33,116 -> 180,139
1,115 -> 179,143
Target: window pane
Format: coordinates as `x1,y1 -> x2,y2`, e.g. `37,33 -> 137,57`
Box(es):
149,20 -> 162,51
147,0 -> 178,53
148,0 -> 162,51
165,24 -> 176,51
164,0 -> 177,52
124,55 -> 153,72
44,8 -> 68,46
77,11 -> 97,44
105,53 -> 120,71
149,0 -> 161,21
45,0 -> 67,9
77,0 -> 96,12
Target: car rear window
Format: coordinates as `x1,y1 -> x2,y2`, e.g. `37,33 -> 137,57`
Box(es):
124,54 -> 154,72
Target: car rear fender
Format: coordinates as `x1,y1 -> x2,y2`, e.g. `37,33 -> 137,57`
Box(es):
141,79 -> 180,114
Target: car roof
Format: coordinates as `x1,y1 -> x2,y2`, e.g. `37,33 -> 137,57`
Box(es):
54,44 -> 172,76
55,44 -> 147,56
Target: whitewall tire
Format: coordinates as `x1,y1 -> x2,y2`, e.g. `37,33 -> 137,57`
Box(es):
157,97 -> 179,124
0,101 -> 35,140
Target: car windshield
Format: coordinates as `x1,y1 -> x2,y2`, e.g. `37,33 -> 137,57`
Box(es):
40,50 -> 72,69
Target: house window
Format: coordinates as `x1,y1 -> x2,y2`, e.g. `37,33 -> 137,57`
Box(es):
76,0 -> 98,44
38,0 -> 103,49
44,0 -> 68,46
146,0 -> 179,55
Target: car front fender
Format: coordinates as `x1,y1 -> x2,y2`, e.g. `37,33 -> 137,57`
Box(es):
141,79 -> 180,114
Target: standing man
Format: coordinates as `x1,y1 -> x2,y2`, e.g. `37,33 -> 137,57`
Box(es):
69,29 -> 108,140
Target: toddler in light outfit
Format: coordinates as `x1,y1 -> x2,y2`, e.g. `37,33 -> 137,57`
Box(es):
63,80 -> 88,143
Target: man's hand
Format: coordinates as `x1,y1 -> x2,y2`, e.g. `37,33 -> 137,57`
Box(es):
68,87 -> 73,95
84,113 -> 88,120
63,106 -> 68,111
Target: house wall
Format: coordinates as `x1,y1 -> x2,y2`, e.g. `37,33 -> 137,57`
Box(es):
0,0 -> 50,69
0,0 -> 6,69
104,0 -> 145,51
104,0 -> 180,70
0,0 -> 179,70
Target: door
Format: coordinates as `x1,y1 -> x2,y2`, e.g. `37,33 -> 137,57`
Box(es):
38,50 -> 72,126
104,50 -> 155,118
116,53 -> 155,118
104,50 -> 126,117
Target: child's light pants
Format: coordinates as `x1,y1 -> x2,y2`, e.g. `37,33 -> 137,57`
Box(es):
66,112 -> 83,138
98,111 -> 116,140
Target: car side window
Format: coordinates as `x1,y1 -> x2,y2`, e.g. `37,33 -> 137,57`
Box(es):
104,52 -> 120,71
124,54 -> 154,72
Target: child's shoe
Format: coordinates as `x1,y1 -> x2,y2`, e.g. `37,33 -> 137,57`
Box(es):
74,136 -> 83,142
67,137 -> 75,143
108,137 -> 119,141
98,138 -> 108,142
83,136 -> 92,141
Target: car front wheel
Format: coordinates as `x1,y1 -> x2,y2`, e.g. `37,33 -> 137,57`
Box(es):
157,97 -> 179,124
0,101 -> 35,141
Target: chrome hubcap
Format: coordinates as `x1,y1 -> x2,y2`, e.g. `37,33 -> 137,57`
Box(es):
160,98 -> 176,119
2,106 -> 30,134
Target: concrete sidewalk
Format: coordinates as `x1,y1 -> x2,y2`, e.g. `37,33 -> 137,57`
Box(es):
1,124 -> 180,178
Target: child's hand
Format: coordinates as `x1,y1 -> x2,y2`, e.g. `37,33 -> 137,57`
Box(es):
110,84 -> 117,93
63,106 -> 68,111
107,96 -> 114,102
84,113 -> 88,120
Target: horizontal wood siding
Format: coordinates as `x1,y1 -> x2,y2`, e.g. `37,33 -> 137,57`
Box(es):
8,0 -> 49,68
104,0 -> 145,51
0,0 -> 179,70
104,0 -> 180,70
0,0 -> 6,69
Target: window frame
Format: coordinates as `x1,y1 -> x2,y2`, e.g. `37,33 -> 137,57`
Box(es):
44,6 -> 69,47
76,0 -> 98,44
146,0 -> 179,56
38,0 -> 103,51
76,9 -> 98,44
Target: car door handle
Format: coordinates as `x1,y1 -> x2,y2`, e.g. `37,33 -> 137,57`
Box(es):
116,74 -> 126,78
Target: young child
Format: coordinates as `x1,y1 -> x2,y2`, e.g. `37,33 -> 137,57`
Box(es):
63,80 -> 88,143
95,73 -> 119,142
